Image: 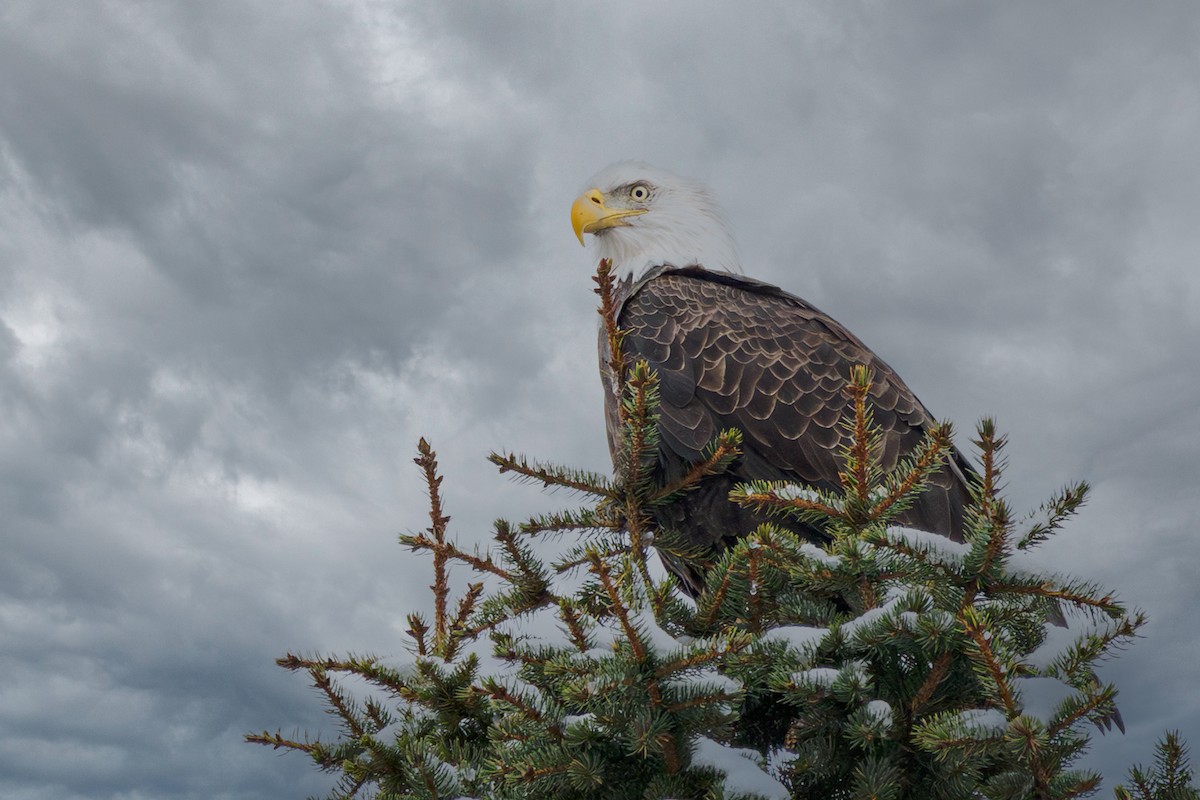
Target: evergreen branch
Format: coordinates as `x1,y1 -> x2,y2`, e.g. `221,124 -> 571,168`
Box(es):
974,463 -> 1012,586
501,762 -> 573,784
911,709 -> 1009,761
245,733 -> 361,788
1007,715 -> 1055,795
730,485 -> 845,521
1116,731 -> 1200,800
280,653 -> 427,706
415,438 -> 451,656
276,652 -> 382,675
910,652 -> 954,718
842,364 -> 875,509
1018,481 -> 1090,551
954,422 -> 1014,617
627,516 -> 660,618
481,678 -> 563,740
643,525 -> 713,577
973,418 -> 1008,519
520,506 -> 617,537
1004,581 -> 1123,616
489,451 -> 617,499
245,729 -> 322,756
858,571 -> 880,612
407,613 -> 430,657
408,745 -> 448,798
404,531 -> 513,581
748,542 -> 763,632
621,361 -> 657,490
649,429 -> 743,504
311,666 -> 365,739
450,582 -> 486,649
555,545 -> 630,573
870,423 -> 953,521
1063,776 -> 1103,799
386,743 -> 456,800
1156,731 -> 1193,791
655,633 -> 754,678
871,527 -> 961,576
696,563 -> 735,629
623,486 -> 657,607
599,282 -> 676,625
494,520 -> 549,593
589,550 -> 680,771
363,698 -> 392,733
557,600 -> 592,653
332,770 -> 371,800
594,257 -> 628,401
960,611 -> 1018,717
589,551 -> 645,661
917,731 -> 997,755
470,589 -> 560,640
665,690 -> 739,714
597,264 -> 665,618
973,511 -> 1011,590
658,732 -> 681,775
749,543 -> 821,579
615,362 -> 663,605
491,631 -> 575,674
1047,684 -> 1119,739
1041,613 -> 1145,684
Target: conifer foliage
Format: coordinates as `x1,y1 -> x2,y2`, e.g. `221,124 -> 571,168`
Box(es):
250,260 -> 1188,799
1116,733 -> 1200,800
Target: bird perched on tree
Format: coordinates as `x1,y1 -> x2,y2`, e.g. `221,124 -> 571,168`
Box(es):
571,161 -> 975,597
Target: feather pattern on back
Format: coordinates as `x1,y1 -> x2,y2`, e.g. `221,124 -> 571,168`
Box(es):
600,265 -> 973,596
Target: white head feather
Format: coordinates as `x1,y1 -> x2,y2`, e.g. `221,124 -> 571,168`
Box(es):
579,161 -> 741,282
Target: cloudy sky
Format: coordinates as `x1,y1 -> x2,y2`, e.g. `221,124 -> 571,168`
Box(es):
2,2 -> 1198,797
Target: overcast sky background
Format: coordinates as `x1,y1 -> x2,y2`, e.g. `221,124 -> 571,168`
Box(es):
2,2 -> 1198,797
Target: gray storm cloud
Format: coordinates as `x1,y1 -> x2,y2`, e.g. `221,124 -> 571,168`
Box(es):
1,2 -> 1197,796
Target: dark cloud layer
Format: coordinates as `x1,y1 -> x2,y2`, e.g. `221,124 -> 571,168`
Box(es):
1,2 -> 1198,796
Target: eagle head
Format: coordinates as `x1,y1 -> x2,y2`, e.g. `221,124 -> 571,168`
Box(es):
571,161 -> 741,281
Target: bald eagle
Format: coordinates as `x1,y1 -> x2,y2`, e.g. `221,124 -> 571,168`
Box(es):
571,162 -> 975,597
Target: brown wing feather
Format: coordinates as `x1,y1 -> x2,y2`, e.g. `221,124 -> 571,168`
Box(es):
604,267 -> 972,588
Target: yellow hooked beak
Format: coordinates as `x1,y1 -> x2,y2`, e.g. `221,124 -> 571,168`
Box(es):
571,188 -> 647,245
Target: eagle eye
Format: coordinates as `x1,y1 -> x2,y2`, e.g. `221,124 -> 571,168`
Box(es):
629,184 -> 650,201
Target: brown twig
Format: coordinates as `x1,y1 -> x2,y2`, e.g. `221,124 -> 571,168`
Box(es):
698,567 -> 735,628
558,600 -> 592,653
656,632 -> 753,679
448,582 -> 486,659
910,652 -> 954,717
593,258 -> 628,401
843,365 -> 875,508
405,532 -> 513,581
590,551 -> 645,660
482,679 -> 563,740
869,425 -> 952,520
650,433 -> 742,502
245,729 -> 310,751
415,438 -> 451,654
489,452 -> 618,499
406,613 -> 430,656
748,543 -> 763,632
734,491 -> 844,520
311,666 -> 365,738
960,612 -> 1018,717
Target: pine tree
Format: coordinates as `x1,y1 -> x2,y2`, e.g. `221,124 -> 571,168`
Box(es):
249,259 -> 1190,800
